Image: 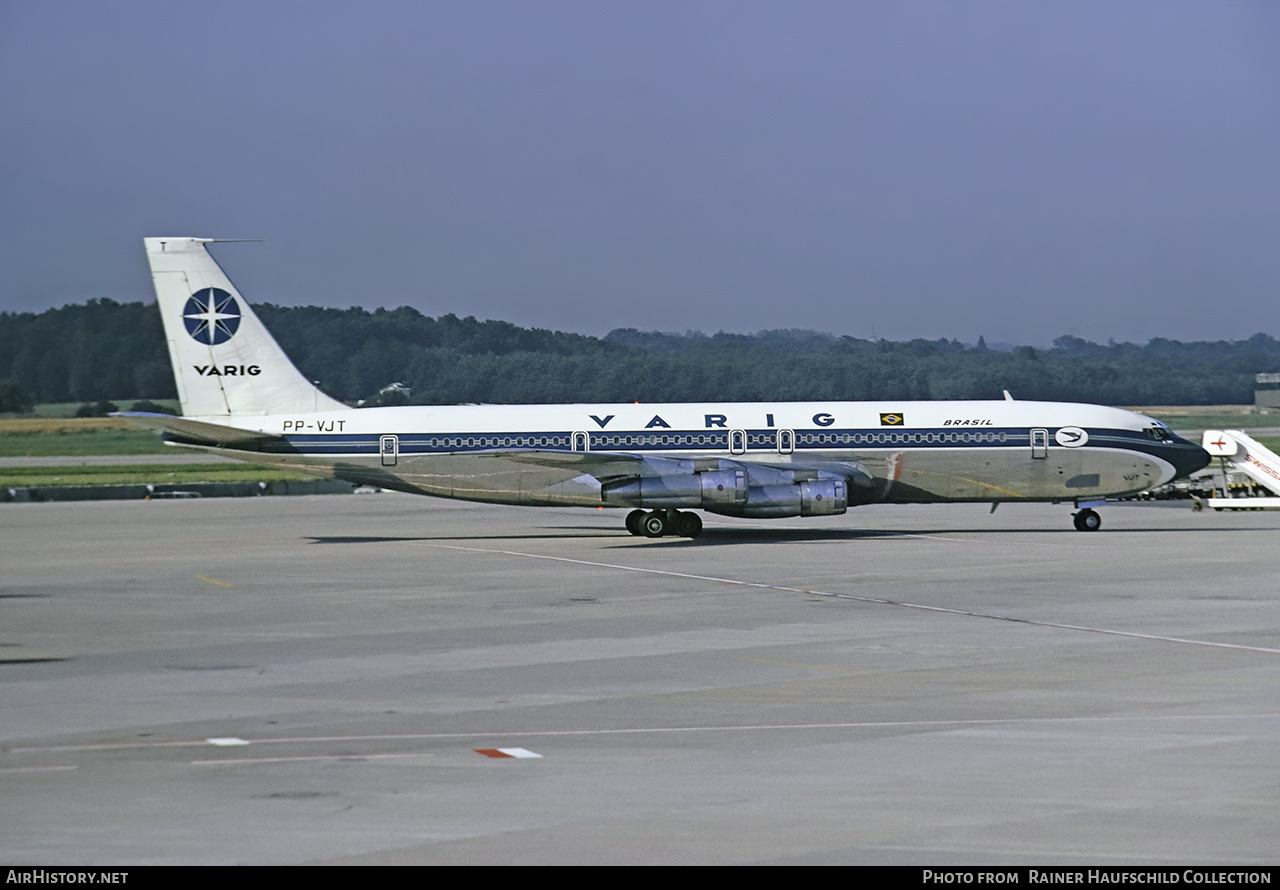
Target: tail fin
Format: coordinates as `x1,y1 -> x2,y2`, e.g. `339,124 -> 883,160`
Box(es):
145,238 -> 346,418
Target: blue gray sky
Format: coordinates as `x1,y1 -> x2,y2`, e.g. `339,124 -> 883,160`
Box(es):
3,1 -> 1278,345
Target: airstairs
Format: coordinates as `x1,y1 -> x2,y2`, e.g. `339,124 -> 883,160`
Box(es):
1200,429 -> 1280,510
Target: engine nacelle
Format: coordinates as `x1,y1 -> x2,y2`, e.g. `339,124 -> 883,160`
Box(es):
603,468 -> 846,518
699,469 -> 747,509
601,469 -> 746,509
705,478 -> 847,518
801,478 -> 846,515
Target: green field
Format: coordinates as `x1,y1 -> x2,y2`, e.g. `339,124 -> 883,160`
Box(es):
28,400 -> 181,419
0,418 -> 170,456
0,463 -> 321,488
1147,413 -> 1279,431
0,430 -> 169,457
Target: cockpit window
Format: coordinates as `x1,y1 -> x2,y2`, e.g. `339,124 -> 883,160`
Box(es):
1144,427 -> 1172,442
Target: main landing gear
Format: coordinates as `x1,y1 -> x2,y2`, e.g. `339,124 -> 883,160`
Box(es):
625,509 -> 703,539
1072,508 -> 1102,532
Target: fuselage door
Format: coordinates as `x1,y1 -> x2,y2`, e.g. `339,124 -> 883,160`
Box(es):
380,434 -> 399,467
730,429 -> 746,455
777,429 -> 795,454
572,430 -> 589,452
1030,428 -> 1048,459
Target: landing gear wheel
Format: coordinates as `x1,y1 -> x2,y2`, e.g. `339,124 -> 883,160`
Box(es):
674,511 -> 703,538
1073,508 -> 1101,532
639,511 -> 669,538
625,509 -> 646,536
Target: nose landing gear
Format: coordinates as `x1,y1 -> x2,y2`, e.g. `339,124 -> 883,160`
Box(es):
625,509 -> 703,538
1072,508 -> 1101,531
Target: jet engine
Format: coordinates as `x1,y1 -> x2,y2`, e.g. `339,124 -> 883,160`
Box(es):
601,466 -> 851,518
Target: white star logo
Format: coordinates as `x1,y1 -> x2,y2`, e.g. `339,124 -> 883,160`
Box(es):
183,288 -> 241,344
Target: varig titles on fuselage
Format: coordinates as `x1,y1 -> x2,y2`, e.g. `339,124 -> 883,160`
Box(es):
591,412 -> 841,430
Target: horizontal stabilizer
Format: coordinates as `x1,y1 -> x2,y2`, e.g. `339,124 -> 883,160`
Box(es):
112,412 -> 283,447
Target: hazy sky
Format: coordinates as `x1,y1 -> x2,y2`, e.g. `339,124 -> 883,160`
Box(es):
3,1 -> 1278,345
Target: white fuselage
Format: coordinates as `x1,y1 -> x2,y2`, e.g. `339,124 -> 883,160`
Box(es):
134,237 -> 1212,530
188,398 -> 1205,508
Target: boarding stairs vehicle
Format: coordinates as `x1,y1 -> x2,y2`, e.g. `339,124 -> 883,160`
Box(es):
1200,430 -> 1280,510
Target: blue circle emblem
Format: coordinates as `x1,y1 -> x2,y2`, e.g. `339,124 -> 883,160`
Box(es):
183,288 -> 242,345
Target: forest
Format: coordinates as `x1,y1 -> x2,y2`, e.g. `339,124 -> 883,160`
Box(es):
2,298 -> 1279,411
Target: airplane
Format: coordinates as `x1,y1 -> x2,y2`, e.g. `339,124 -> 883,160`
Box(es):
117,237 -> 1211,536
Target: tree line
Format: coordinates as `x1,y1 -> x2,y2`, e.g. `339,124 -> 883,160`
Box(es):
2,298 -> 1279,411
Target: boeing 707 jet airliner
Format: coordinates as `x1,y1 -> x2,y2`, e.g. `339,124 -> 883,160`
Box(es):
118,238 -> 1210,536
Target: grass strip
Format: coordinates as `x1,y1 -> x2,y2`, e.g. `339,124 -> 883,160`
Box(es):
1,463 -> 319,488
0,418 -> 168,456
1148,413 -> 1279,430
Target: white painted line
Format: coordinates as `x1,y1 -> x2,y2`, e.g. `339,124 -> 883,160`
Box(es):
206,737 -> 250,746
256,713 -> 1280,745
192,752 -> 433,766
425,543 -> 1280,656
0,765 -> 79,774
9,740 -> 216,753
10,713 -> 1280,758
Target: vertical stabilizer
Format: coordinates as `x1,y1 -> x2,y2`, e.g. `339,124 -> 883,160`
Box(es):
145,238 -> 347,418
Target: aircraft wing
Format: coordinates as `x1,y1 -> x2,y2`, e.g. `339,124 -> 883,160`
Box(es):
483,449 -> 875,489
113,414 -> 877,489
480,449 -> 681,480
112,412 -> 285,448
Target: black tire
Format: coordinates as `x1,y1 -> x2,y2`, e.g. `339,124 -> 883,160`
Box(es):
1073,509 -> 1101,532
640,512 -> 668,538
674,511 -> 703,538
625,509 -> 646,536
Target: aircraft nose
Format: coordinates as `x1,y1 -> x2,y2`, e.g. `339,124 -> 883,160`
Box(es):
1169,441 -> 1211,480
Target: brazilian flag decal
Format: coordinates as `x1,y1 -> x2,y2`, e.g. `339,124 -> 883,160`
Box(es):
879,412 -> 905,426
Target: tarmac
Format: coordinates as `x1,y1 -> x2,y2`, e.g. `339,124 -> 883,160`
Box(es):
2,494 -> 1278,865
